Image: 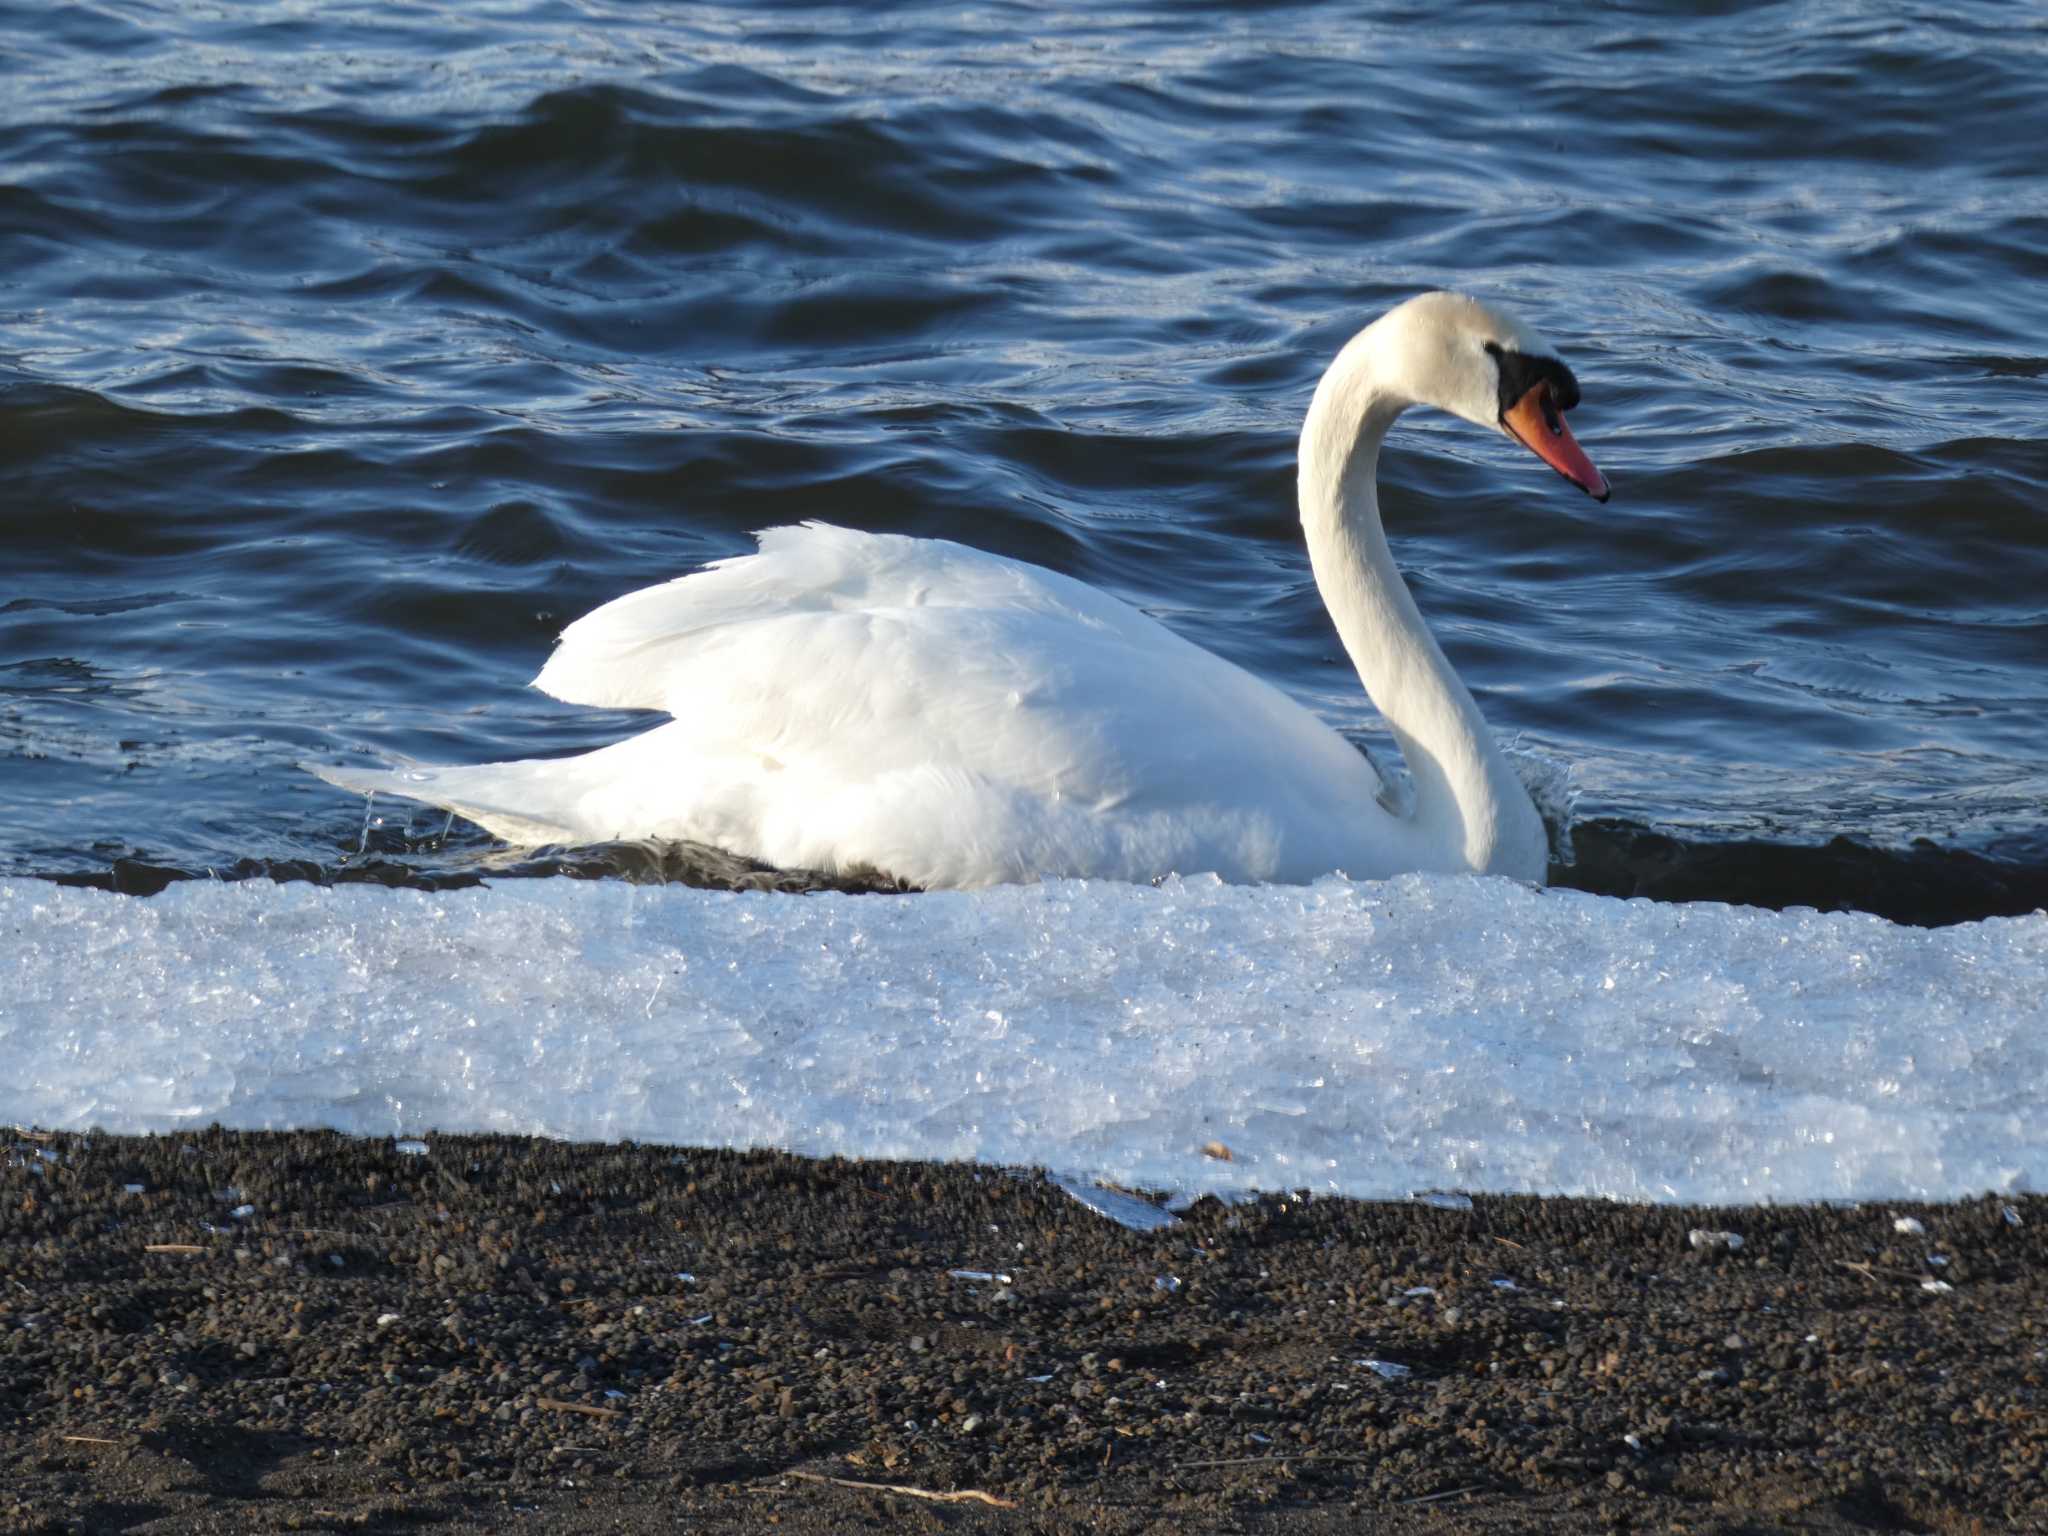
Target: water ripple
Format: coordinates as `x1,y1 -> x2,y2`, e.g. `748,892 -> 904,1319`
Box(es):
2,0 -> 2045,912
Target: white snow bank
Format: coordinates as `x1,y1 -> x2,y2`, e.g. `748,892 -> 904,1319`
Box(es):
2,873 -> 2043,1204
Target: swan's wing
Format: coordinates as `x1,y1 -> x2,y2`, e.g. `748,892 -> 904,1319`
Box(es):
380,522 -> 1390,883
534,522 -> 1160,712
580,598 -> 1386,883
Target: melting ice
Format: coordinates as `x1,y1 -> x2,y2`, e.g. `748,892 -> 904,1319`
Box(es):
3,873 -> 2044,1205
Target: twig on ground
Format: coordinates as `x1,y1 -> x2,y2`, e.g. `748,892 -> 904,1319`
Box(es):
537,1396 -> 623,1420
769,1469 -> 1016,1508
61,1434 -> 122,1446
142,1243 -> 206,1254
1836,1258 -> 1924,1284
1181,1452 -> 1377,1470
1402,1484 -> 1489,1505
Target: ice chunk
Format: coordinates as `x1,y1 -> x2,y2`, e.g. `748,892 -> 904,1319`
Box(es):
1412,1191 -> 1474,1210
1049,1175 -> 1180,1231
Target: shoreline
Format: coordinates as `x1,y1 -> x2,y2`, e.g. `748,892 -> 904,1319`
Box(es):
31,813 -> 2048,930
5,1129 -> 2042,1533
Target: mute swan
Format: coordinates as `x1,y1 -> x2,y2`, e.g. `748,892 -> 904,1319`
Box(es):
317,291 -> 1608,889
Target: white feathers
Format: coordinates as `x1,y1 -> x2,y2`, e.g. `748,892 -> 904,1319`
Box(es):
318,292 -> 1574,890
323,523 -> 1391,886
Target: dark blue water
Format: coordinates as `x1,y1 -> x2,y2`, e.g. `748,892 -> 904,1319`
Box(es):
5,1 -> 2046,922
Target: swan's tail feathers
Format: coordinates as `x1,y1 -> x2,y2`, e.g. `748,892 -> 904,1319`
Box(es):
309,760 -> 580,847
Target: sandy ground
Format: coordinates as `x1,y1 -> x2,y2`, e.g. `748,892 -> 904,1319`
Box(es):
3,1129 -> 2042,1534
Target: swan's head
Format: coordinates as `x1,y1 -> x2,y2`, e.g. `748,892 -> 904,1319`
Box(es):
1370,291 -> 1611,502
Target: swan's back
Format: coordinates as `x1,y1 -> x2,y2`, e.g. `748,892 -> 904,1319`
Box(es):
533,522 -> 1171,712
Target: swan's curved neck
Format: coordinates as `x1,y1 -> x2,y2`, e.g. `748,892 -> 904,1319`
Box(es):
1298,350 -> 1545,879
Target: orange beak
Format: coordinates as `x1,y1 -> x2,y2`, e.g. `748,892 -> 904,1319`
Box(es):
1502,382 -> 1609,502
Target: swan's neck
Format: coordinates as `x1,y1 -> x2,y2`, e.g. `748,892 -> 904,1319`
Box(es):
1298,360 -> 1546,880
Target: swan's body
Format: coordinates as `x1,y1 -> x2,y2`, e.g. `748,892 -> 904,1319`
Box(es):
318,292 -> 1608,889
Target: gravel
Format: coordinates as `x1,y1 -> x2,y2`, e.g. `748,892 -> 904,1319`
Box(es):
3,1128 -> 2043,1533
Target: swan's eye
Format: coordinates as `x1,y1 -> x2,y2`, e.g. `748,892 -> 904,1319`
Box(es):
1488,342 -> 1583,422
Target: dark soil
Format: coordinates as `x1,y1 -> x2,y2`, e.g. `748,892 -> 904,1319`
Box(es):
3,1129 -> 2043,1534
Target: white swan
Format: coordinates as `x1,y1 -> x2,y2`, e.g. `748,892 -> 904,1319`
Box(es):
318,292 -> 1608,889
